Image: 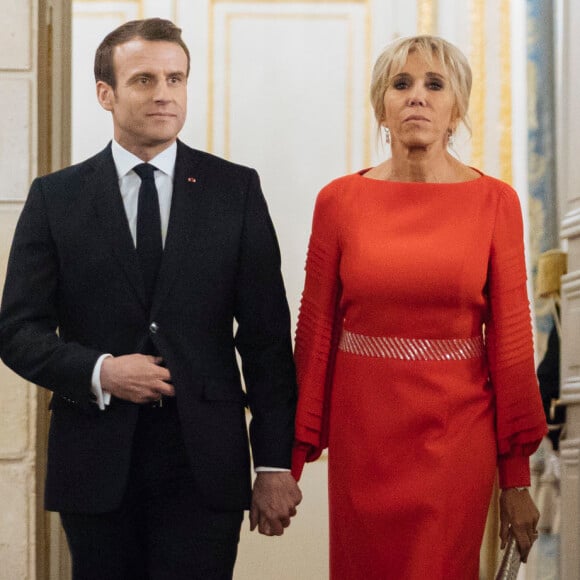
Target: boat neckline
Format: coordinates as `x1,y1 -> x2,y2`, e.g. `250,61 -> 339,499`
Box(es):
356,166 -> 486,185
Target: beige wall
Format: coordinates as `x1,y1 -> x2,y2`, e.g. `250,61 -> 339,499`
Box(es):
0,0 -> 40,578
0,0 -> 71,578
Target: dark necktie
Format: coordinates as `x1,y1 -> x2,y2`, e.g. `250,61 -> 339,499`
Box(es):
134,163 -> 162,304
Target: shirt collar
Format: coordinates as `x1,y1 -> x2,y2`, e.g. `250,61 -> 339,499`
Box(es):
111,140 -> 177,180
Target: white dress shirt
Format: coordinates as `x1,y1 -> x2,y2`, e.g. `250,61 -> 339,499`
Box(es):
90,140 -> 176,409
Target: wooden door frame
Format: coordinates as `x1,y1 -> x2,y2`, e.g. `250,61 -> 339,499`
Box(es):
36,0 -> 72,578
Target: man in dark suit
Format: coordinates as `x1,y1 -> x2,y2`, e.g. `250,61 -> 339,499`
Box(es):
0,18 -> 301,580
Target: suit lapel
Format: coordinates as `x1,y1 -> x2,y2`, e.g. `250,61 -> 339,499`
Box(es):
152,141 -> 204,312
88,145 -> 148,309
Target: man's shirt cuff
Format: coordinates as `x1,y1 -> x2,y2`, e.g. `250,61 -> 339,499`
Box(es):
255,466 -> 291,473
91,354 -> 112,410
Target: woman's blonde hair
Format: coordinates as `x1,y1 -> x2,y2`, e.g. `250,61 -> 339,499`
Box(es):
370,35 -> 472,140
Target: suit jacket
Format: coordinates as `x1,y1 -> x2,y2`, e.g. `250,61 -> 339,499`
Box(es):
0,141 -> 297,513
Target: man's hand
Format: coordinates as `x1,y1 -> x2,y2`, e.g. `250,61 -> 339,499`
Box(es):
499,488 -> 540,562
250,472 -> 302,536
100,354 -> 174,404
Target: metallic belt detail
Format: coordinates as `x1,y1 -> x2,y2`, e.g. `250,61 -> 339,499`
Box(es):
339,330 -> 485,361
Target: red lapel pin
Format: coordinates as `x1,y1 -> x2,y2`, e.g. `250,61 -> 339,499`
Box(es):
187,177 -> 197,183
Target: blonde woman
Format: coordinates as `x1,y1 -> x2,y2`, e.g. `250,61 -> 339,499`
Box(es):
292,35 -> 546,579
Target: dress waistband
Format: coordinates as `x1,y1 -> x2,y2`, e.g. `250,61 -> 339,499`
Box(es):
338,330 -> 485,361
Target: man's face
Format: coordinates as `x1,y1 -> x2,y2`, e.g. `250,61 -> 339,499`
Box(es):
97,38 -> 188,160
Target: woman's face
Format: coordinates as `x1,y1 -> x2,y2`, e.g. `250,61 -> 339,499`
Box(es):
382,50 -> 458,150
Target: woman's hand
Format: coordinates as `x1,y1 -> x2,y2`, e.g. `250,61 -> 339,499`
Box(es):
499,488 -> 540,562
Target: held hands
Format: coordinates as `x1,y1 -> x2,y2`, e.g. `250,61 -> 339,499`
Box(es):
250,472 -> 302,536
499,488 -> 540,563
100,354 -> 174,404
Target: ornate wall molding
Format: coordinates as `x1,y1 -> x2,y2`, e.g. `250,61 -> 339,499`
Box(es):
561,208 -> 580,240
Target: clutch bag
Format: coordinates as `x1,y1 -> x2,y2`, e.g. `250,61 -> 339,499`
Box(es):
495,535 -> 521,580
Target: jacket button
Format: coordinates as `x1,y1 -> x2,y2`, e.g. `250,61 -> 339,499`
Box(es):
149,322 -> 159,334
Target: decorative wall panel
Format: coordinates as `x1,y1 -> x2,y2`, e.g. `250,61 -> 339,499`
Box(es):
0,466 -> 34,580
71,1 -> 142,162
0,0 -> 31,70
0,79 -> 32,201
0,364 -> 30,458
204,1 -> 370,320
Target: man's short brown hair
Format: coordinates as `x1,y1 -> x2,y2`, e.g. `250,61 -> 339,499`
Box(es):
94,18 -> 191,89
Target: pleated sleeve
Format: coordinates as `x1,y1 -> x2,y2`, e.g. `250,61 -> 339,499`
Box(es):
486,185 -> 547,488
291,181 -> 343,480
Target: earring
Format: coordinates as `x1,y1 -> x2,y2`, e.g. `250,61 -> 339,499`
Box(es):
447,129 -> 455,146
383,127 -> 391,144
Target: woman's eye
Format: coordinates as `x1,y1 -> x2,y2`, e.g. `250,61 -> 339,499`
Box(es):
393,81 -> 408,90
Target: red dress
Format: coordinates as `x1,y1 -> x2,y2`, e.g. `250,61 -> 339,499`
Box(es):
292,170 -> 547,579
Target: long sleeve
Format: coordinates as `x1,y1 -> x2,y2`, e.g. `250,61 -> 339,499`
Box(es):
485,186 -> 547,487
234,169 -> 297,469
0,179 -> 102,410
291,182 -> 343,480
